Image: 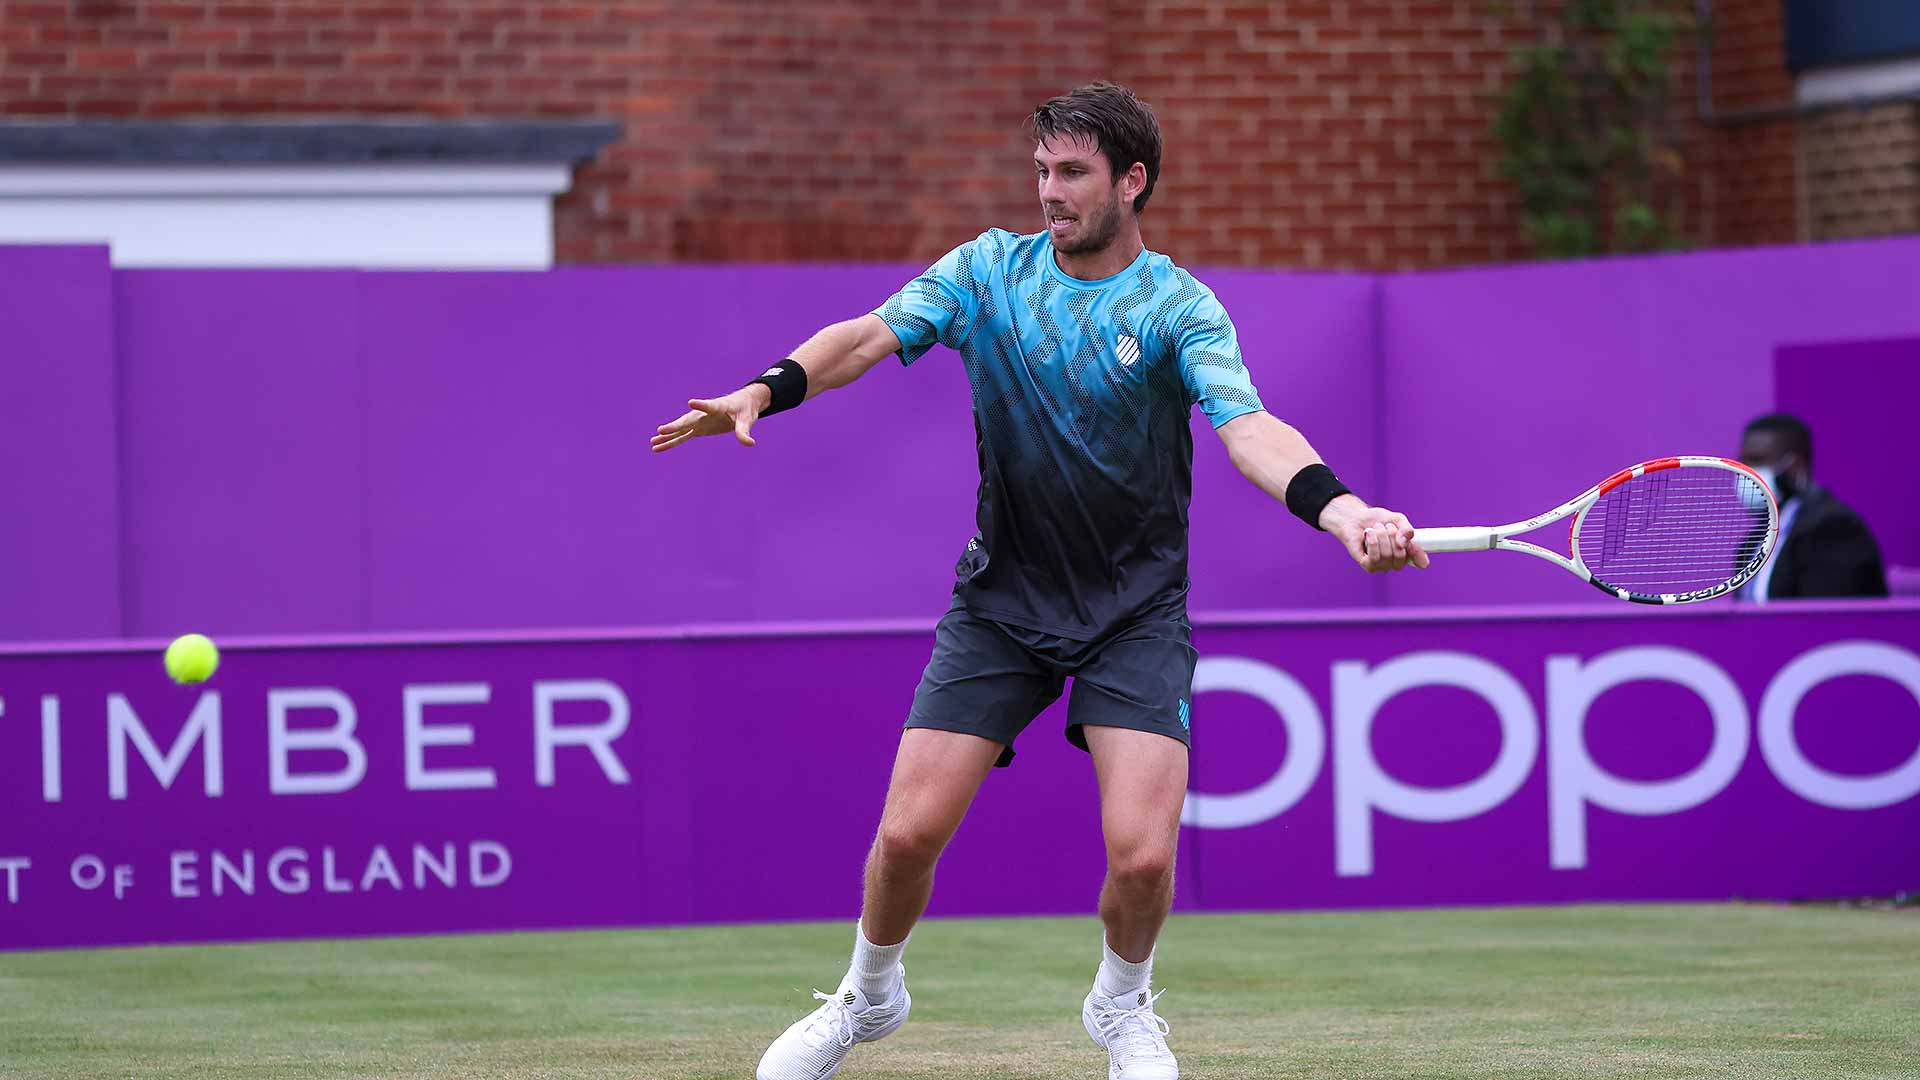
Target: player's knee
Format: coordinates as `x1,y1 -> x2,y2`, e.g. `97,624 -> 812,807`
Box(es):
872,819 -> 948,875
1108,842 -> 1175,891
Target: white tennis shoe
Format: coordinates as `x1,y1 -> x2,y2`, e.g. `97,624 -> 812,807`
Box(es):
755,965 -> 911,1080
1083,984 -> 1179,1080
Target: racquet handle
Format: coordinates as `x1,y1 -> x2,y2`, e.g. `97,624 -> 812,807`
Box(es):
1411,526 -> 1496,553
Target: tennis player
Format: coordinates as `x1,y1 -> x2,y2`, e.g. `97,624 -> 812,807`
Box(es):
653,82 -> 1428,1080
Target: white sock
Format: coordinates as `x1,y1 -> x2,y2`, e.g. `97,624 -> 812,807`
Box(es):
1096,938 -> 1153,1000
850,921 -> 908,1001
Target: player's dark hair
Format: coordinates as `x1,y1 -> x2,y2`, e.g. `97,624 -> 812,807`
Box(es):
1029,82 -> 1163,214
1744,412 -> 1812,464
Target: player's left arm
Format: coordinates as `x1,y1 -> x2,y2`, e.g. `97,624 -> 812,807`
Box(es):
1216,411 -> 1428,573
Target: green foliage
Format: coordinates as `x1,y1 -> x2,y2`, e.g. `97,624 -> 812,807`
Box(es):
1494,0 -> 1695,258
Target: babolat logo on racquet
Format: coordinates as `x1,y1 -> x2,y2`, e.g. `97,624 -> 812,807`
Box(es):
1411,456 -> 1779,605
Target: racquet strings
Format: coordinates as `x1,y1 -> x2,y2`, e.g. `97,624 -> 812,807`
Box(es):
1577,467 -> 1771,594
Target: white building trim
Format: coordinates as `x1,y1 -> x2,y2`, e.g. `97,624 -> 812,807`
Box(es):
1797,56 -> 1920,108
0,163 -> 575,269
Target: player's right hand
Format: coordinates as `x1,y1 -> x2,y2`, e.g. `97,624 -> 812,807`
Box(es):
650,386 -> 772,453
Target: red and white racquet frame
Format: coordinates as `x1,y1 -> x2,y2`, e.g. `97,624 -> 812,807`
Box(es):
1410,455 -> 1780,605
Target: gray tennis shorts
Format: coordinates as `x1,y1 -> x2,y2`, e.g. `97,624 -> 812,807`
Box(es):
904,596 -> 1196,767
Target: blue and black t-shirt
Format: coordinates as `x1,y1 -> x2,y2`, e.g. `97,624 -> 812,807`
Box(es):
874,228 -> 1266,641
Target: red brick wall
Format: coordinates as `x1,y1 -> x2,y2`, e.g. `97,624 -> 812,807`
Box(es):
1693,0 -> 1801,248
1,0 -> 1809,267
554,3 -> 1110,264
1801,102 -> 1920,241
1108,0 -> 1537,267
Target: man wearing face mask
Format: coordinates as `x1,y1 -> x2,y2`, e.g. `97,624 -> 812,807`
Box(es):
1738,413 -> 1887,601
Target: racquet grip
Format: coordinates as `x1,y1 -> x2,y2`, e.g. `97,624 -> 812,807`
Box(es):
1410,527 -> 1496,553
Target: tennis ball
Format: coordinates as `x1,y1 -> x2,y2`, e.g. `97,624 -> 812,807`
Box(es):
164,633 -> 220,685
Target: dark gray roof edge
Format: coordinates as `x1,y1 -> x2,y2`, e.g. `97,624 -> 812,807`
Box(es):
0,120 -> 623,164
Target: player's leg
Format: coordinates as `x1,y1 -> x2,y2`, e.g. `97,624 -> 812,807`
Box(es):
860,722 -> 998,941
865,597 -> 1062,949
856,727 -> 1004,980
1086,723 -> 1187,970
1080,727 -> 1188,1080
1065,613 -> 1195,1080
756,602 -> 1058,1080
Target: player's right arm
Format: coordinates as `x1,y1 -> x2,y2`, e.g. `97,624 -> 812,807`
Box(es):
651,238 -> 980,453
649,314 -> 903,452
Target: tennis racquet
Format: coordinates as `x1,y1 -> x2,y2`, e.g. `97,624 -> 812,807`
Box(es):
1410,456 -> 1779,605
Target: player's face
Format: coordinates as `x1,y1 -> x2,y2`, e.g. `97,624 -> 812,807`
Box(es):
1035,134 -> 1126,255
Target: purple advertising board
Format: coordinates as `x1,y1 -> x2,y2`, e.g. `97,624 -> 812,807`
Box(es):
113,270 -> 368,637
7,237 -> 1919,643
1377,239 -> 1920,609
0,246 -> 120,641
4,602 -> 1916,950
93,263 -> 1379,639
1775,335 -> 1920,573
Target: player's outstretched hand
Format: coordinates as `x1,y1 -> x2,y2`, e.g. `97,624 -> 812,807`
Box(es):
650,386 -> 770,453
1339,506 -> 1430,573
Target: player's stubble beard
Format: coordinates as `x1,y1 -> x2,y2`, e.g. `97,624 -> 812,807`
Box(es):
1050,184 -> 1126,256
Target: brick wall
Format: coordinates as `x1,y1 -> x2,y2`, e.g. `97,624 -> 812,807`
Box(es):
1694,0 -> 1801,248
1107,0 -> 1535,267
0,0 -> 1850,267
1802,103 -> 1920,241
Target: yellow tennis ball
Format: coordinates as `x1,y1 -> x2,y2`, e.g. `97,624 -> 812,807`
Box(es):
164,633 -> 220,685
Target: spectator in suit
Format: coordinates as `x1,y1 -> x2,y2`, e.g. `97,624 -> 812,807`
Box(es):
1738,413 -> 1888,601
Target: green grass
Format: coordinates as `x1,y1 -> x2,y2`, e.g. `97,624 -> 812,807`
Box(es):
1,905 -> 1916,1079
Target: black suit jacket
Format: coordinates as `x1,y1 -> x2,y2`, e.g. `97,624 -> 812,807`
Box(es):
1765,484 -> 1889,599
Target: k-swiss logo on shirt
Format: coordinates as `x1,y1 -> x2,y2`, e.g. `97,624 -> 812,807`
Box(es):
1114,333 -> 1141,368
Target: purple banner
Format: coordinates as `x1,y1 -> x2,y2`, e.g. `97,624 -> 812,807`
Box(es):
4,602 -> 1916,950
114,270 -> 366,636
1379,238 -> 1920,608
98,264 -> 1380,637
1776,335 -> 1920,573
0,246 -> 119,641
9,238 -> 1919,643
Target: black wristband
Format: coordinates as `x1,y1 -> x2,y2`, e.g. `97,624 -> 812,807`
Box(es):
750,358 -> 808,417
1285,463 -> 1351,530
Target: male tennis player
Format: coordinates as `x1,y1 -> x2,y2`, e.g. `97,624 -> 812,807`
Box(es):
653,82 -> 1428,1080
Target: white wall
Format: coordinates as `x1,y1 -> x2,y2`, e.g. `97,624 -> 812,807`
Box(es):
0,164 -> 573,269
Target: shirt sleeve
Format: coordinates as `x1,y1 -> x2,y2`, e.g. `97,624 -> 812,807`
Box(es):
871,239 -> 982,367
1175,289 -> 1265,428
